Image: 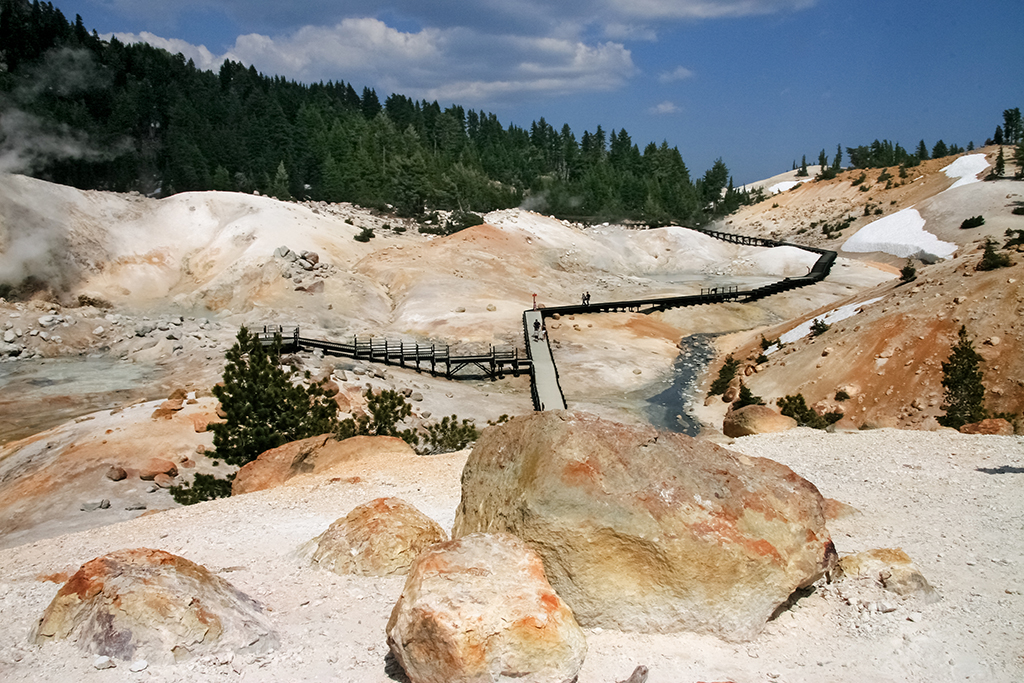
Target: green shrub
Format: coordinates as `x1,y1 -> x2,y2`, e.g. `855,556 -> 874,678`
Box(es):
733,385 -> 766,409
851,172 -> 867,186
977,238 -> 1013,271
835,390 -> 850,401
419,415 -> 478,454
900,259 -> 917,282
708,355 -> 741,396
170,473 -> 235,505
354,227 -> 375,242
959,215 -> 985,229
1005,228 -> 1024,247
337,388 -> 419,447
810,318 -> 830,337
778,394 -> 842,429
1012,207 -> 1024,216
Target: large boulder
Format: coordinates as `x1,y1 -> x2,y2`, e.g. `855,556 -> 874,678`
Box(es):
34,548 -> 278,664
453,411 -> 836,641
308,497 -> 447,576
232,434 -> 416,494
386,532 -> 587,683
722,404 -> 797,438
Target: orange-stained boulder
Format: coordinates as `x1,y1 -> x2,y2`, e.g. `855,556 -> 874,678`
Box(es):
453,411 -> 836,641
34,548 -> 277,664
722,404 -> 797,438
232,434 -> 416,495
387,532 -> 586,683
308,497 -> 447,576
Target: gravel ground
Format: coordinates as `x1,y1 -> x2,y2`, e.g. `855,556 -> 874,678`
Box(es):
0,428 -> 1021,683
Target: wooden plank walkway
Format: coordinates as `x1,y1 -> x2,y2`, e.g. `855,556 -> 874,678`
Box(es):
257,328 -> 531,381
254,228 -> 837,413
523,310 -> 567,411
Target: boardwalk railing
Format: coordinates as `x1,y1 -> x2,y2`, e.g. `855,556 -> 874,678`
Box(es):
256,326 -> 530,381
255,227 -> 837,412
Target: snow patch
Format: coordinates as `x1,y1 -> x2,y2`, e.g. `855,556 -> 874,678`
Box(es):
769,296 -> 884,351
767,180 -> 805,194
841,208 -> 956,261
942,154 -> 989,190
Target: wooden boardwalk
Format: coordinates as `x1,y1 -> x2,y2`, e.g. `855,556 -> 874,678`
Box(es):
256,227 -> 837,412
258,328 -> 531,381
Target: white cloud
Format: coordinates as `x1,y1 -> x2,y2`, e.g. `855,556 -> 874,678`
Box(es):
112,20 -> 634,106
659,66 -> 695,82
649,101 -> 681,115
112,31 -> 224,71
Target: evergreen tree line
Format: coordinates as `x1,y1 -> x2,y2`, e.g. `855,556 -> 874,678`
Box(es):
0,0 -> 760,224
792,108 -> 1021,174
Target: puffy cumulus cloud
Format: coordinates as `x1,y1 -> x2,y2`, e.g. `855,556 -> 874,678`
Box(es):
649,101 -> 681,115
112,21 -> 634,106
659,66 -> 695,82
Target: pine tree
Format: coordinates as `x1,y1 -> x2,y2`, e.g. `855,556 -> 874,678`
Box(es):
938,326 -> 987,429
211,327 -> 339,466
270,161 -> 292,200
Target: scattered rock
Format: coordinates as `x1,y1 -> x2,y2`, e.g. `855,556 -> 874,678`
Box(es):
93,655 -> 115,670
722,404 -> 797,438
838,548 -> 939,601
33,548 -> 279,664
105,465 -> 128,482
386,532 -> 587,683
81,499 -> 111,512
153,473 -> 175,488
453,411 -> 836,641
138,458 -> 178,481
959,418 -> 1014,435
307,497 -> 447,576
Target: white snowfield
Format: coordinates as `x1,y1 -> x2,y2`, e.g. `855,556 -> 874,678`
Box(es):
942,153 -> 989,190
841,208 -> 957,261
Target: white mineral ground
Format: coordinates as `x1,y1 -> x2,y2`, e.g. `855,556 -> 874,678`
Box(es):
0,146 -> 1022,681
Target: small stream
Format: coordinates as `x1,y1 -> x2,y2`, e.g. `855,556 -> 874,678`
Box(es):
642,333 -> 718,436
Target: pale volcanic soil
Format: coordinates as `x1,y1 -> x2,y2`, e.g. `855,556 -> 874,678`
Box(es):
1,149 -> 1023,682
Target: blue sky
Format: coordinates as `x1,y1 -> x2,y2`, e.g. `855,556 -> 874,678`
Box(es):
53,0 -> 1023,184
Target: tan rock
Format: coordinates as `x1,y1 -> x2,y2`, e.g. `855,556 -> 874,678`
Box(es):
232,434 -> 416,495
722,404 -> 798,438
34,548 -> 278,664
320,380 -> 340,397
386,532 -> 587,683
959,418 -> 1014,435
153,473 -> 175,488
453,411 -> 836,641
308,498 -> 446,576
838,548 -> 939,601
190,413 -> 221,433
138,458 -> 178,481
105,465 -> 127,481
